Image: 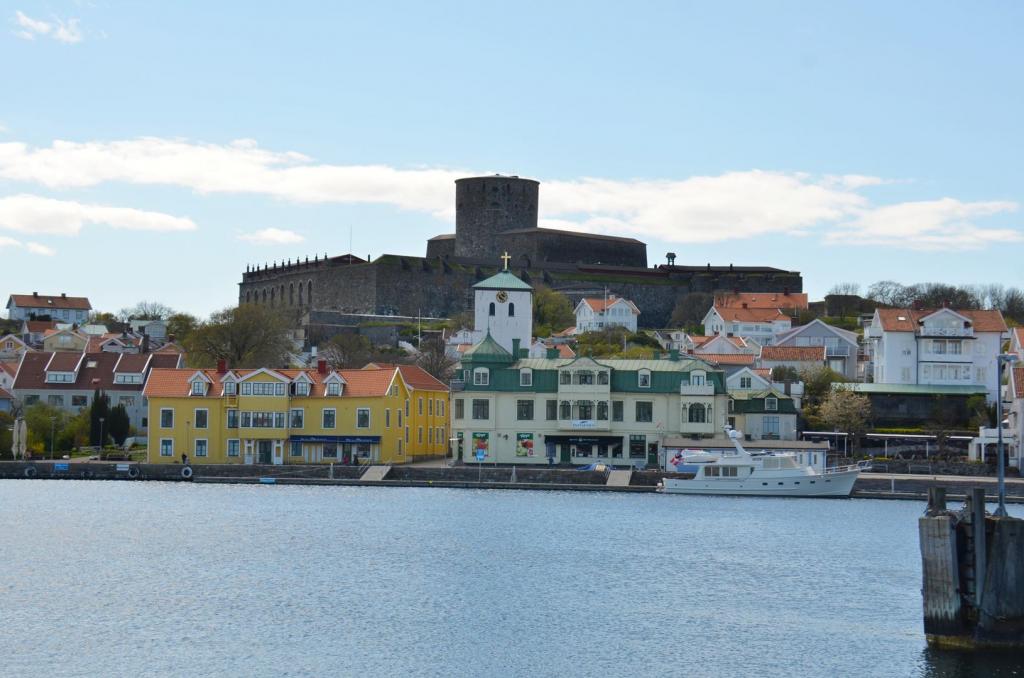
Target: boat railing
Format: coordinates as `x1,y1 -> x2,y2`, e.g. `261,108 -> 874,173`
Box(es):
823,463 -> 865,474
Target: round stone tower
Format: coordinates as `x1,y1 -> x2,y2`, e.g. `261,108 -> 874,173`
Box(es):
454,175 -> 539,260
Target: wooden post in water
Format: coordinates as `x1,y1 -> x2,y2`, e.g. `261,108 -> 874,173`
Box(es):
920,486 -> 1024,649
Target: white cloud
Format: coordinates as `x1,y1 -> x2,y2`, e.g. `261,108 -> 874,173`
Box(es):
0,235 -> 55,255
0,194 -> 197,236
238,228 -> 305,245
0,136 -> 1017,251
12,10 -> 82,43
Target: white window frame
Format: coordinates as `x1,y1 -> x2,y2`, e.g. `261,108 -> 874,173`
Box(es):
473,368 -> 490,386
520,369 -> 533,387
194,438 -> 208,457
160,438 -> 174,456
638,369 -> 652,388
193,408 -> 209,429
765,397 -> 778,412
290,408 -> 304,429
160,408 -> 174,428
322,408 -> 337,429
191,380 -> 206,396
356,407 -> 371,429
227,439 -> 240,457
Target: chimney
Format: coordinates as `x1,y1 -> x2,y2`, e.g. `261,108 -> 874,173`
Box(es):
317,359 -> 328,375
546,347 -> 559,359
61,292 -> 66,298
216,358 -> 227,374
142,333 -> 150,354
32,291 -> 38,297
669,349 -> 679,361
783,287 -> 790,296
512,338 -> 521,358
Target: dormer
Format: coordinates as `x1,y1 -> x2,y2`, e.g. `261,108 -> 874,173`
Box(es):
220,372 -> 239,396
237,368 -> 290,395
291,372 -> 313,396
189,370 -> 213,396
323,372 -> 347,397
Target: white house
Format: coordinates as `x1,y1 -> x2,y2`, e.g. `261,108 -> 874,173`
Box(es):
726,366 -> 805,409
865,308 -> 1008,403
701,293 -> 805,345
573,295 -> 640,334
6,293 -> 91,323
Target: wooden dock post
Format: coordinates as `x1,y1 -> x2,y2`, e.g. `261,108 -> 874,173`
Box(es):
920,486 -> 1024,649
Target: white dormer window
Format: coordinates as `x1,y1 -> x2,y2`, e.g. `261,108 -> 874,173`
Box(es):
519,369 -> 532,387
765,397 -> 778,411
224,382 -> 237,395
739,377 -> 751,389
295,382 -> 310,396
191,380 -> 206,396
691,371 -> 706,386
46,372 -> 74,383
326,382 -> 341,396
473,368 -> 490,386
638,369 -> 651,388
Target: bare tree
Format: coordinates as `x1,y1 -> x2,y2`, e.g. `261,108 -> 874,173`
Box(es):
827,282 -> 861,297
820,388 -> 872,456
416,336 -> 458,381
186,305 -> 294,368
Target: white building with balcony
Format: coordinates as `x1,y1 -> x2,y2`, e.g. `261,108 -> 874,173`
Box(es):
573,295 -> 640,334
866,308 -> 1008,403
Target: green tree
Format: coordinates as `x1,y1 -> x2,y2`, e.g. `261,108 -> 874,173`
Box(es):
965,394 -> 993,430
533,287 -> 575,337
820,388 -> 872,456
800,366 -> 847,410
107,404 -> 131,447
185,305 -> 294,368
0,411 -> 15,459
90,389 -> 111,447
321,333 -> 374,369
24,402 -> 68,456
167,312 -> 199,344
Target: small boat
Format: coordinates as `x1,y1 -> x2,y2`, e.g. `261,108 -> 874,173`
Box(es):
657,428 -> 862,498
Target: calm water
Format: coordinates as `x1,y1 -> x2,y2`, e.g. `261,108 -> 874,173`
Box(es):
1,482 -> 1022,678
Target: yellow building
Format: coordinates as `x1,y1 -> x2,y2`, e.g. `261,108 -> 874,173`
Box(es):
143,361 -> 449,464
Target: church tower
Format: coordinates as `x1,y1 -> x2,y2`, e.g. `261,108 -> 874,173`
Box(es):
472,252 -> 533,356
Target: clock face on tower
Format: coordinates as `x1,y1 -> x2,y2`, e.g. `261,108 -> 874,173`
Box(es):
496,291 -> 508,303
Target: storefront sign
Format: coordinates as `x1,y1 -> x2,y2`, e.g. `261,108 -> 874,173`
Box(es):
571,420 -> 596,429
516,433 -> 535,457
472,432 -> 489,459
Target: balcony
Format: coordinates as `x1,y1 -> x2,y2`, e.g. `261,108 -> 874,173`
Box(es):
918,326 -> 974,338
825,345 -> 851,357
449,379 -> 465,392
679,383 -> 714,396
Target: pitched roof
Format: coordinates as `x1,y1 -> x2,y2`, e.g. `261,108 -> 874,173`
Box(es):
759,346 -> 827,362
8,294 -> 92,311
24,320 -> 58,333
696,353 -> 756,366
0,387 -> 12,401
1013,366 -> 1024,400
712,307 -> 791,323
579,296 -> 640,314
875,308 -> 1008,333
463,333 -> 513,361
1013,327 -> 1024,349
396,364 -> 447,391
472,271 -> 533,291
13,351 -> 179,391
0,362 -> 16,377
715,292 -> 808,310
752,368 -> 773,380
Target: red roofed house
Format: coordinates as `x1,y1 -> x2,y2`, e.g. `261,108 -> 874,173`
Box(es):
12,350 -> 184,433
701,292 -> 806,345
866,307 -> 1009,403
574,294 -> 640,333
757,345 -> 827,376
7,292 -> 91,324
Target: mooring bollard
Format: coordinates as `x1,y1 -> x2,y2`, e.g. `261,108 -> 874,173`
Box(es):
926,486 -> 946,516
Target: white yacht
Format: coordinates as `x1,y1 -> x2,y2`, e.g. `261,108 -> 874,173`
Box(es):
658,428 -> 863,498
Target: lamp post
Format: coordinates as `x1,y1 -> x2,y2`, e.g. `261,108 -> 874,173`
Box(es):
98,416 -> 105,458
49,416 -> 55,460
995,353 -> 1020,517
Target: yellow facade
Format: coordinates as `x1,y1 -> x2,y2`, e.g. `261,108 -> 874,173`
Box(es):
145,367 -> 449,465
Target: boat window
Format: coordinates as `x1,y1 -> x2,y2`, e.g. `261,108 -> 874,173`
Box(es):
721,467 -> 737,477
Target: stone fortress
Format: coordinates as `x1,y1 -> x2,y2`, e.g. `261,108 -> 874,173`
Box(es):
238,175 -> 802,330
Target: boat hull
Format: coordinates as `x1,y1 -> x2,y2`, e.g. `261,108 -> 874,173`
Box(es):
659,468 -> 859,498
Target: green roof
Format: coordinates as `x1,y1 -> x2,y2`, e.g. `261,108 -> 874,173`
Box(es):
462,332 -> 513,363
473,271 -> 533,291
833,383 -> 987,395
513,357 -> 707,372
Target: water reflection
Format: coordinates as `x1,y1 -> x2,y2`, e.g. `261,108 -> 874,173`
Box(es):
918,647 -> 1024,677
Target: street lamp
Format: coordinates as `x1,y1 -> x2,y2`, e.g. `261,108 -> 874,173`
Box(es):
49,416 -> 56,460
995,353 -> 1019,517
98,417 -> 105,458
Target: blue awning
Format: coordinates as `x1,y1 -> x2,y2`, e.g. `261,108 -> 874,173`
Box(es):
289,435 -> 381,444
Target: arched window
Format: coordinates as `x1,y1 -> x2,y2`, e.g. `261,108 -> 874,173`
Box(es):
262,289 -> 267,303
298,283 -> 304,306
489,302 -> 495,317
245,291 -> 251,303
289,283 -> 294,306
280,284 -> 284,301
688,403 -> 707,423
508,302 -> 515,317
307,281 -> 313,307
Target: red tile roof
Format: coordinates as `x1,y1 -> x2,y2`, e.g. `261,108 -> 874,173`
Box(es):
697,353 -> 756,366
1014,327 -> 1024,348
753,368 -> 773,379
875,308 -> 1008,333
713,307 -> 790,323
9,294 -> 92,311
24,320 -> 58,334
580,296 -> 640,314
0,387 -> 12,400
396,364 -> 448,391
760,346 -> 827,362
715,292 -> 808,310
0,362 -> 16,377
1013,367 -> 1024,400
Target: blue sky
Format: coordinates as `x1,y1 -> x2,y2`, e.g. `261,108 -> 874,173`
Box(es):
1,1 -> 1022,318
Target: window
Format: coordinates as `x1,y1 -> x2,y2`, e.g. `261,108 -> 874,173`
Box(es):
290,408 -> 304,428
294,381 -> 310,396
274,412 -> 285,428
227,409 -> 239,429
160,408 -> 174,428
517,400 -> 534,420
46,372 -> 73,383
629,435 -> 645,458
240,412 -> 251,427
765,397 -> 778,412
739,377 -> 751,389
428,399 -> 433,416
194,409 -> 208,429
405,400 -> 410,416
428,428 -> 433,444
635,401 -> 653,422
191,380 -> 206,396
691,371 -> 706,386
597,401 -> 609,420
612,401 -> 623,422
385,409 -> 391,428
688,403 -> 707,423
559,400 -> 571,419
597,371 -> 609,385
418,398 -> 424,415
241,383 -> 252,395
488,302 -> 495,316
508,302 -> 515,317
520,369 -> 532,387
326,382 -> 341,396
454,399 -> 465,420
418,427 -> 423,443
546,400 -> 557,420
322,408 -> 336,429
559,371 -> 572,385
763,416 -> 780,436
576,400 -> 593,420
323,443 -> 338,459
356,408 -> 370,428
473,369 -> 489,386
439,400 -> 445,417
472,399 -> 489,420
576,370 -> 594,385
290,441 -> 303,457
194,439 -> 208,457
398,409 -> 403,427
223,381 -> 237,395
47,394 -> 64,407
71,395 -> 88,408
227,439 -> 240,457
900,367 -> 911,382
638,370 -> 651,388
160,439 -> 173,456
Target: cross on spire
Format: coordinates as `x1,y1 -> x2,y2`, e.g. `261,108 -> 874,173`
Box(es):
500,251 -> 512,271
